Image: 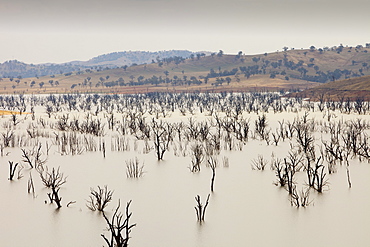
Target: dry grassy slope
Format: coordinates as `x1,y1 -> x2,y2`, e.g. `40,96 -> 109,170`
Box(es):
289,75 -> 370,101
1,46 -> 369,94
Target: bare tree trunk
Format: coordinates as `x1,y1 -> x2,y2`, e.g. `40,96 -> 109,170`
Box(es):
8,161 -> 18,180
194,194 -> 210,222
346,159 -> 352,188
208,157 -> 217,192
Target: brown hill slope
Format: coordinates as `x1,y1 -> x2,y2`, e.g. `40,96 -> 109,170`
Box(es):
1,45 -> 369,94
288,75 -> 370,101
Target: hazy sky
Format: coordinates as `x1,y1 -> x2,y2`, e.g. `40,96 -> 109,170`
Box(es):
1,0 -> 369,64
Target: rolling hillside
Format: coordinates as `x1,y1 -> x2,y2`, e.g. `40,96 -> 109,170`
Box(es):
0,50 -> 198,78
1,44 -> 369,94
288,75 -> 370,101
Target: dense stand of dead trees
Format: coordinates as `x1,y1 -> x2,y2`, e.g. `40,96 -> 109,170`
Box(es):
1,91 -> 370,243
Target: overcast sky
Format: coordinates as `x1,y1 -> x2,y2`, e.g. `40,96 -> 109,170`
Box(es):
1,0 -> 369,64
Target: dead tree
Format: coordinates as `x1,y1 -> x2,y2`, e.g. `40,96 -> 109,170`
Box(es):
194,194 -> 210,222
345,158 -> 352,188
151,119 -> 172,160
314,165 -> 328,193
28,173 -> 35,195
322,139 -> 344,173
21,143 -> 47,169
38,166 -> 67,208
284,158 -> 296,195
2,129 -> 14,147
8,161 -> 18,180
272,158 -> 287,186
10,113 -> 21,126
47,187 -> 62,208
306,156 -> 322,188
208,156 -> 217,192
189,144 -> 204,172
290,186 -> 312,208
254,114 -> 267,140
206,133 -> 221,156
295,120 -> 314,155
34,143 -> 47,167
86,185 -> 114,211
106,113 -> 115,130
251,155 -> 268,171
21,148 -> 34,168
311,157 -> 329,193
271,130 -> 281,146
101,200 -> 136,247
286,151 -> 304,172
358,137 -> 370,161
126,158 -> 145,178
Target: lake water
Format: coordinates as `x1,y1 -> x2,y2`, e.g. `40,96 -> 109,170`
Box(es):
0,93 -> 369,247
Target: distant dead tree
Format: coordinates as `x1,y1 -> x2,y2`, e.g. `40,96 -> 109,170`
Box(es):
101,200 -> 136,247
86,185 -> 114,212
194,194 -> 210,222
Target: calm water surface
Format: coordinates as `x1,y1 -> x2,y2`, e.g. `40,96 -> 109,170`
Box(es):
0,106 -> 369,247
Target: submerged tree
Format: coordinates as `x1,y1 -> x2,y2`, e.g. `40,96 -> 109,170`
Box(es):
151,119 -> 172,160
189,143 -> 204,172
194,194 -> 210,222
126,158 -> 145,178
8,161 -> 19,180
86,185 -> 114,212
38,166 -> 67,209
208,156 -> 217,192
101,200 -> 136,247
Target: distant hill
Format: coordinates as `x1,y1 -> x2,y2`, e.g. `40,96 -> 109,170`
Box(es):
288,75 -> 370,101
0,60 -> 84,79
71,50 -> 201,67
0,50 -> 200,78
1,44 -> 370,94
